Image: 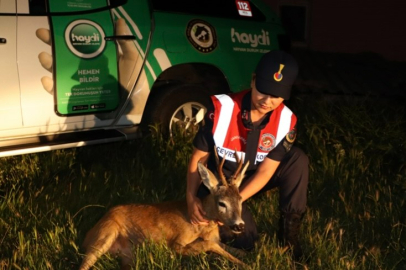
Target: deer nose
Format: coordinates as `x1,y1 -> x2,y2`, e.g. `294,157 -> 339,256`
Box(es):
230,222 -> 245,233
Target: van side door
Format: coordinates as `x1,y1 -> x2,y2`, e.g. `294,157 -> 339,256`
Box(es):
0,0 -> 22,129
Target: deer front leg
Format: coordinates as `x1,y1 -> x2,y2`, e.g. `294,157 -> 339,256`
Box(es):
219,242 -> 248,258
174,239 -> 249,268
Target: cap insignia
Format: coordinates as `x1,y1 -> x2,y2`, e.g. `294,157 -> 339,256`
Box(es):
273,64 -> 284,82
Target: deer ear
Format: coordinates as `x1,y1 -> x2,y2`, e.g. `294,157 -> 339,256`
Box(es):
233,161 -> 250,188
197,162 -> 220,190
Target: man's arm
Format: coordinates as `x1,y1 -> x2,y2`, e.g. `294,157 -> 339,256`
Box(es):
239,157 -> 280,202
239,125 -> 297,201
186,147 -> 210,224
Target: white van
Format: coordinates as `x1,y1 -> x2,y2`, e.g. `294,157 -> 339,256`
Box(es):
0,0 -> 288,157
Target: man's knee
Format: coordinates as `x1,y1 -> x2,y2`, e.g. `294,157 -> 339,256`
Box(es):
290,147 -> 309,168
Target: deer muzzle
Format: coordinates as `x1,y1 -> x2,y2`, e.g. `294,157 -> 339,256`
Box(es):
230,222 -> 245,234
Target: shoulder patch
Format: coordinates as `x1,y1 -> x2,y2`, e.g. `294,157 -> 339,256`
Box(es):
283,128 -> 296,152
286,128 -> 297,143
283,140 -> 293,152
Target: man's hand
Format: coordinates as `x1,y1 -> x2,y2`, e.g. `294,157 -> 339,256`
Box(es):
187,195 -> 209,225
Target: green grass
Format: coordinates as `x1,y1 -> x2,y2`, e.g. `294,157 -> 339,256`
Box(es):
0,95 -> 405,269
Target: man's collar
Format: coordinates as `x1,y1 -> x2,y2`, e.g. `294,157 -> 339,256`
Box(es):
241,90 -> 272,130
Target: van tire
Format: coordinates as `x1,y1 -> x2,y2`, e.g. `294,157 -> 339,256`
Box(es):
142,85 -> 212,136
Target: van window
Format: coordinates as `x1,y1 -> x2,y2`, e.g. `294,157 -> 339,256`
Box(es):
151,0 -> 266,21
29,0 -> 46,14
26,0 -> 127,15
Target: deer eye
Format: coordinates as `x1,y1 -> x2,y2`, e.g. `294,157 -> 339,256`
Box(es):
219,202 -> 226,208
218,201 -> 227,214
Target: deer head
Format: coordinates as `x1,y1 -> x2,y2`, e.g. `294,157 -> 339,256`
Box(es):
197,150 -> 249,234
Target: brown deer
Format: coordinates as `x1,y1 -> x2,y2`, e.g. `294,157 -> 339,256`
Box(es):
79,151 -> 250,270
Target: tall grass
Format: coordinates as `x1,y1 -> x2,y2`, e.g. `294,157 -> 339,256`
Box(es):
0,95 -> 405,269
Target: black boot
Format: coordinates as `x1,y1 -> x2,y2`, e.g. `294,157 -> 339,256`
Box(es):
278,212 -> 304,261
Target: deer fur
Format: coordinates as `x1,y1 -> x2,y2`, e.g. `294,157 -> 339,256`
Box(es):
79,153 -> 250,270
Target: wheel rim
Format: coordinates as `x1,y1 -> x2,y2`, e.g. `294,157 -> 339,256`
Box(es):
169,101 -> 207,136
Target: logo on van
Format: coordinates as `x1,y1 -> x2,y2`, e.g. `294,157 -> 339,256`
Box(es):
231,28 -> 270,48
186,19 -> 217,53
65,20 -> 106,59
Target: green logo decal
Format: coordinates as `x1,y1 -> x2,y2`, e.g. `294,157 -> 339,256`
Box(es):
65,20 -> 106,58
186,19 -> 217,53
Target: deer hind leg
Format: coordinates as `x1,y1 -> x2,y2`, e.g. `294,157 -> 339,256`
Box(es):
118,248 -> 136,270
79,231 -> 119,270
175,239 -> 248,268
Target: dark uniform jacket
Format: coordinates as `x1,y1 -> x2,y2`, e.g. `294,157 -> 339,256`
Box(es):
193,89 -> 297,179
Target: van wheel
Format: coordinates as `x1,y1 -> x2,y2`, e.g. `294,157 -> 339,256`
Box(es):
143,85 -> 212,136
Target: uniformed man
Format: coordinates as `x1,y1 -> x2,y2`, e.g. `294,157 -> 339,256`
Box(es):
186,50 -> 309,261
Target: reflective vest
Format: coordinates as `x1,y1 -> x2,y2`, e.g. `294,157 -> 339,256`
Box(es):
211,90 -> 297,165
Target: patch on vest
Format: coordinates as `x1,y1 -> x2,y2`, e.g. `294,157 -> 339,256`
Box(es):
259,133 -> 275,151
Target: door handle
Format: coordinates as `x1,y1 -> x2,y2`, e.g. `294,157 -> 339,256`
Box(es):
0,38 -> 6,44
104,35 -> 136,41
